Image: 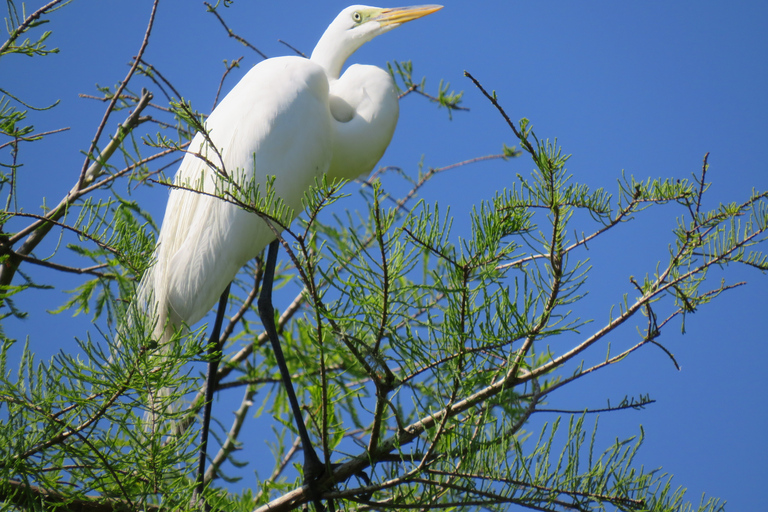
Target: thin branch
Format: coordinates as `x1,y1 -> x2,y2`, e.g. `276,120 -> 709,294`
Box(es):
464,70 -> 536,157
0,0 -> 69,56
365,154 -> 509,215
0,89 -> 154,289
398,85 -> 470,113
424,469 -> 646,508
525,237 -> 760,385
277,39 -> 306,58
0,127 -> 69,151
534,401 -> 656,415
695,152 -> 710,218
136,58 -> 184,102
79,91 -> 174,115
254,436 -> 303,503
12,252 -> 110,278
204,384 -> 257,484
499,194 -> 641,270
204,1 -> 268,59
78,0 -> 159,184
7,212 -> 123,258
213,56 -> 244,109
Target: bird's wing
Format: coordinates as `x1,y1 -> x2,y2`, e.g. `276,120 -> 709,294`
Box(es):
327,64 -> 399,180
143,56 -> 333,331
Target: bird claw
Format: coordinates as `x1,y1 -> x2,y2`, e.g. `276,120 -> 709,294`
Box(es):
304,459 -> 374,508
302,457 -> 326,487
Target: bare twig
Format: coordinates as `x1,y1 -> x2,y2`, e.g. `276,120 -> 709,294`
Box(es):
464,71 -> 536,157
204,1 -> 268,59
695,152 -> 710,218
0,127 -> 69,151
277,39 -> 306,58
136,58 -> 184,102
204,384 -> 257,484
213,56 -> 244,109
12,252 -> 110,278
79,0 -> 159,184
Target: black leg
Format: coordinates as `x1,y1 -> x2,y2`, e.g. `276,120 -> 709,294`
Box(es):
195,282 -> 232,505
258,240 -> 327,509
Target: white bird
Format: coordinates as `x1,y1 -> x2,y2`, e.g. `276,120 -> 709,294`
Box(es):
139,4 -> 443,342
134,4 -> 443,504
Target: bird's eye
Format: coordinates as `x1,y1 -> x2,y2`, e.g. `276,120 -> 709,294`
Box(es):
352,11 -> 362,23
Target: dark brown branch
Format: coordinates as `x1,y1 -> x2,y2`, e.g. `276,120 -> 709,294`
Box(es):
12,252 -> 110,278
464,71 -> 536,157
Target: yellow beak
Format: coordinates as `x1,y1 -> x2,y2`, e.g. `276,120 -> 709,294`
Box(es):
375,5 -> 444,26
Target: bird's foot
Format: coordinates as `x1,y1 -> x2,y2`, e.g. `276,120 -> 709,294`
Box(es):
303,455 -> 327,486
302,455 -> 333,512
303,459 -> 374,511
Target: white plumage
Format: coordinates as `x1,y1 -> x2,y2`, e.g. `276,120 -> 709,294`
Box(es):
137,5 -> 442,341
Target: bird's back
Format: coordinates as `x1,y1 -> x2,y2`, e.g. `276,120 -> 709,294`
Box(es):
140,56 -> 333,336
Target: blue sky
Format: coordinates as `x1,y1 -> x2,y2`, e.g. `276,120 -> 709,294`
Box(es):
3,0 -> 767,509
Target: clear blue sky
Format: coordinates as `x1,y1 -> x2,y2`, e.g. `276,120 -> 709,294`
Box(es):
3,0 -> 767,509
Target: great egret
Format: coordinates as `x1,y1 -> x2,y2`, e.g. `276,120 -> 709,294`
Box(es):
136,3 -> 443,506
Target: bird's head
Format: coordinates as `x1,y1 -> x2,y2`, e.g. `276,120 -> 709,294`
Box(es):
311,4 -> 443,78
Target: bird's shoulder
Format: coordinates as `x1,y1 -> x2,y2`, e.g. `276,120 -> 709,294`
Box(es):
190,56 -> 331,159
217,56 -> 329,111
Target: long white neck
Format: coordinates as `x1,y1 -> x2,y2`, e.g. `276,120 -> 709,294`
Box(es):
310,35 -> 352,79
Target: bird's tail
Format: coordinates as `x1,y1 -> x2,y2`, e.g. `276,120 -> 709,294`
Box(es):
126,259 -> 181,434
